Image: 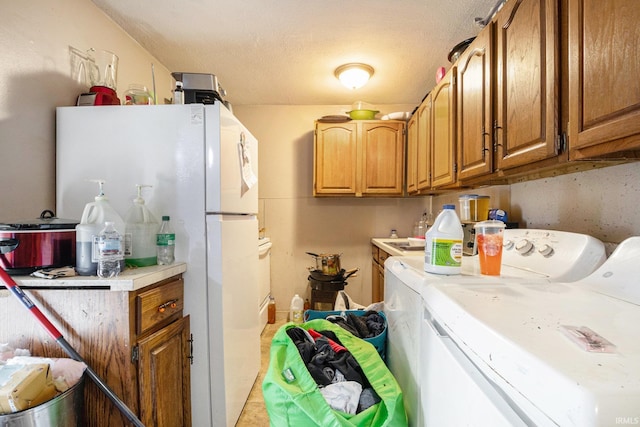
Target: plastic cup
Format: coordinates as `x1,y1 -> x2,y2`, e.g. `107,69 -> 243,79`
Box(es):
474,220 -> 506,275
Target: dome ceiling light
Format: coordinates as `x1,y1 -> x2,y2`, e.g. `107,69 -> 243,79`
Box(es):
334,63 -> 374,90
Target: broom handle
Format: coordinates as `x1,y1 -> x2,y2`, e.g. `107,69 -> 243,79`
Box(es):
0,268 -> 145,427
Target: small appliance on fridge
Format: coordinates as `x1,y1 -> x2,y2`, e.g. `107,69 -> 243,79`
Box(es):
56,103 -> 260,427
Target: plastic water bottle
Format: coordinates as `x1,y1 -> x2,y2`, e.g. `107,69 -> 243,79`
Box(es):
424,204 -> 463,275
289,294 -> 304,324
156,216 -> 175,265
97,222 -> 123,278
76,180 -> 126,276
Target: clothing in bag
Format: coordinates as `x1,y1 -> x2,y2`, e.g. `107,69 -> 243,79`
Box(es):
262,319 -> 407,427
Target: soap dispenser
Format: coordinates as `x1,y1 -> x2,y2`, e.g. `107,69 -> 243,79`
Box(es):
124,184 -> 159,267
75,179 -> 126,276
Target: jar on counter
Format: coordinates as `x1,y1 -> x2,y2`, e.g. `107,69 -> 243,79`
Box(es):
123,84 -> 153,105
267,296 -> 276,324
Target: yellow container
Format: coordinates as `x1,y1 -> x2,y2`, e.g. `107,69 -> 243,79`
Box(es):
347,109 -> 379,120
470,195 -> 490,221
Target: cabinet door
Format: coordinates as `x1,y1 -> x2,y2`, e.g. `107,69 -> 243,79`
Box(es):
568,0 -> 640,159
457,27 -> 494,181
432,68 -> 457,188
406,115 -> 418,194
494,0 -> 559,169
314,123 -> 358,195
372,258 -> 382,303
361,121 -> 405,195
377,262 -> 385,303
417,96 -> 432,191
138,315 -> 192,427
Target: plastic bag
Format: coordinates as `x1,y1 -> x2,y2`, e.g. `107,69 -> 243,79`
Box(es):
262,319 -> 407,426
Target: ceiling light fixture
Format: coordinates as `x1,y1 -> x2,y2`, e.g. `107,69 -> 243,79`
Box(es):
334,63 -> 374,90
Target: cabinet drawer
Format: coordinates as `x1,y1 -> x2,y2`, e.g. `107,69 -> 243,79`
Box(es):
136,277 -> 184,336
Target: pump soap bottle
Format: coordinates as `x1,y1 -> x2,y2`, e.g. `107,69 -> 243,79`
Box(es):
124,184 -> 159,267
75,179 -> 126,276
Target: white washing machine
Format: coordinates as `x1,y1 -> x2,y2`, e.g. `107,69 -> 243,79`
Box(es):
418,236 -> 640,426
384,229 -> 607,426
258,237 -> 272,330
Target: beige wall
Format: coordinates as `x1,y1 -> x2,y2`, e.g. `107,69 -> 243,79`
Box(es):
1,0 -> 173,220
2,1 -> 640,312
234,105 -> 433,307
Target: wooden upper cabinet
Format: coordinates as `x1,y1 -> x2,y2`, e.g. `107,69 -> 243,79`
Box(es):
494,0 -> 559,170
406,115 -> 418,193
407,94 -> 432,195
457,26 -> 494,181
314,120 -> 405,197
568,0 -> 640,159
314,123 -> 358,195
361,121 -> 405,195
416,96 -> 432,191
431,67 -> 457,188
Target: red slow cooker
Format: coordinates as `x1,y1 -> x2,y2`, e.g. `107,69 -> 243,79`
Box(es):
0,210 -> 79,275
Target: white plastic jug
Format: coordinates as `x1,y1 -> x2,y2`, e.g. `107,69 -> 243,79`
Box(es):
289,294 -> 304,324
75,180 -> 125,276
124,185 -> 159,267
424,204 -> 463,275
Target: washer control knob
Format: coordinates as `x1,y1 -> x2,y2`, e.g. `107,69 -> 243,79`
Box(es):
503,239 -> 514,250
515,239 -> 533,255
538,244 -> 554,257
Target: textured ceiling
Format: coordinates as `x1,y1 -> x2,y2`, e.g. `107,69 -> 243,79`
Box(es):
92,0 -> 501,106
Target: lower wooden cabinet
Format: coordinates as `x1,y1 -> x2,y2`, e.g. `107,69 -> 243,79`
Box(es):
138,315 -> 191,427
0,275 -> 192,427
371,245 -> 390,302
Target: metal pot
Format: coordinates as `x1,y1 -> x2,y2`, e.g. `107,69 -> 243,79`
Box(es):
306,252 -> 342,275
0,210 -> 79,275
448,37 -> 476,63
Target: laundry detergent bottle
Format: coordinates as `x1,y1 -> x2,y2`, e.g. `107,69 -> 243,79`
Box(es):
75,179 -> 126,276
424,204 -> 463,275
124,184 -> 159,267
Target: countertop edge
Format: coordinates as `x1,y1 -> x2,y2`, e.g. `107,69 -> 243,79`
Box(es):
371,238 -> 424,257
13,263 -> 188,291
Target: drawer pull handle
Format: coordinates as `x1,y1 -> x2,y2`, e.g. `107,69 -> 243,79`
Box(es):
158,299 -> 179,313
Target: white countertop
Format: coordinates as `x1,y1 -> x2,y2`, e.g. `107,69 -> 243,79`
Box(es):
371,238 -> 425,257
13,262 -> 187,292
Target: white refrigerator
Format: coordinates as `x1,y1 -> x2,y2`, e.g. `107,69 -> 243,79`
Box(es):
56,103 -> 261,427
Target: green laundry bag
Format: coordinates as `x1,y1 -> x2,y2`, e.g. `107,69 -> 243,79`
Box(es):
262,319 -> 408,427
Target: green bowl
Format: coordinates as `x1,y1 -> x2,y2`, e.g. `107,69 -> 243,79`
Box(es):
347,109 -> 379,120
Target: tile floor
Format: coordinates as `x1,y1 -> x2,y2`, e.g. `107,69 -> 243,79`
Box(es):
235,317 -> 286,426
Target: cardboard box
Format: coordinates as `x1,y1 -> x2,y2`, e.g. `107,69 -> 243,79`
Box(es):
0,364 -> 56,413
